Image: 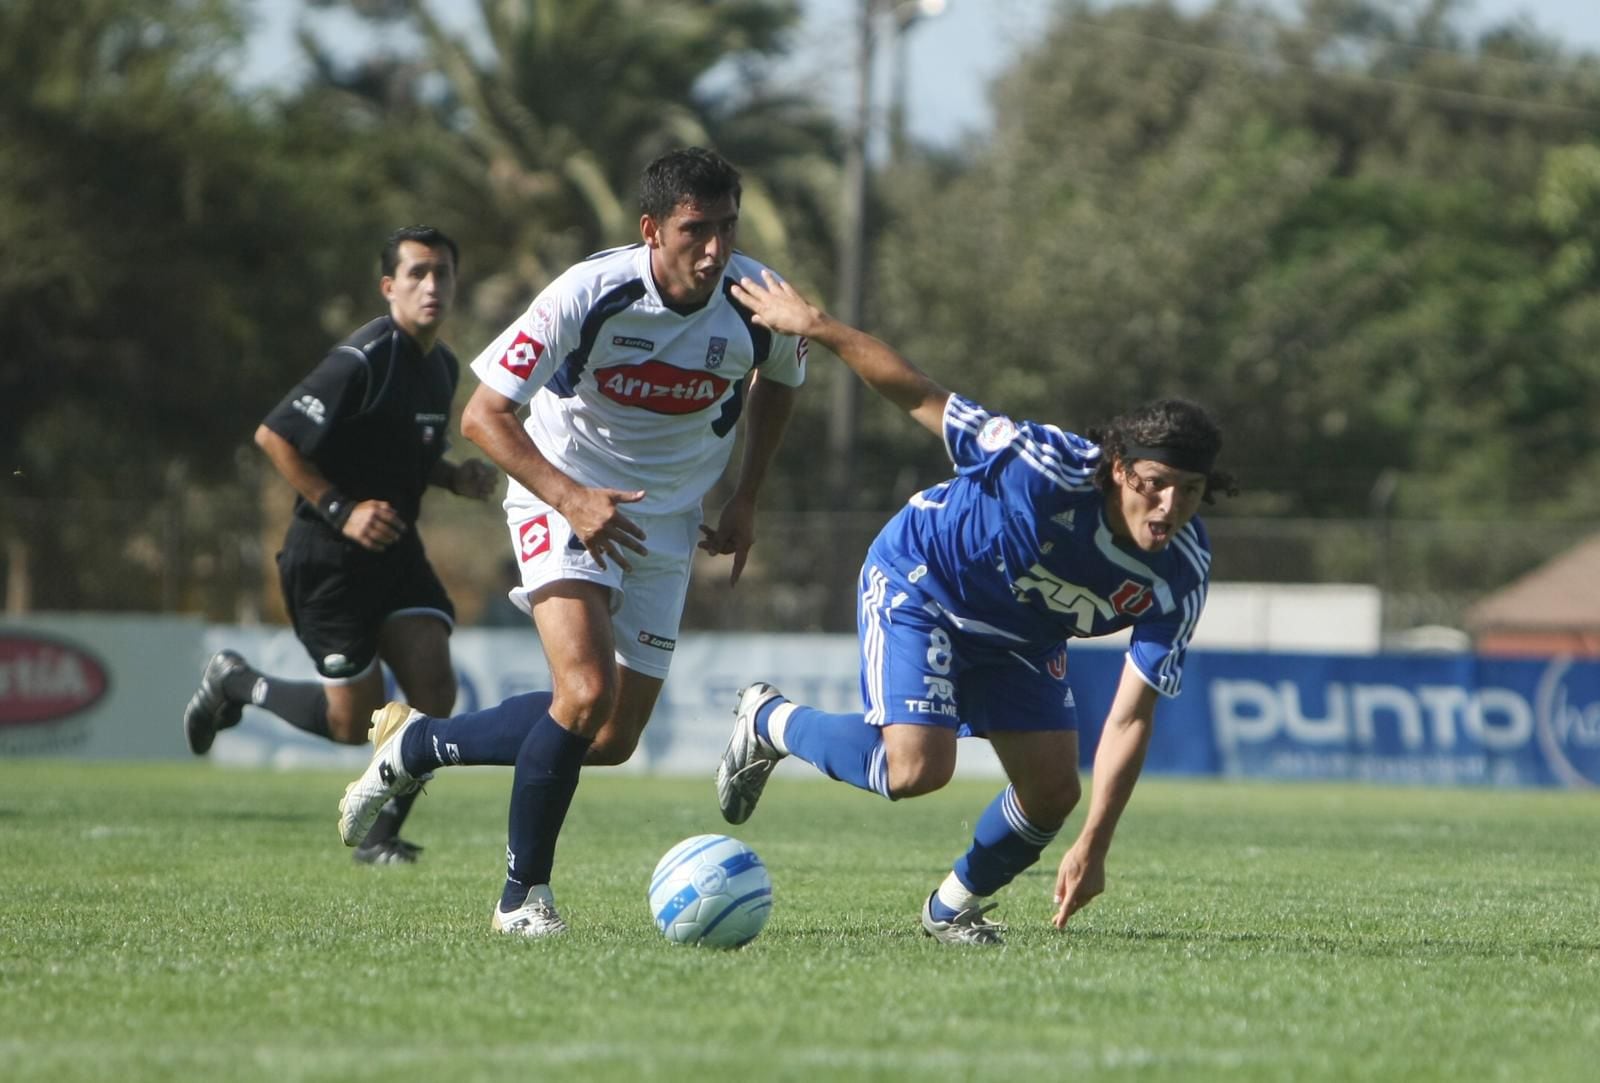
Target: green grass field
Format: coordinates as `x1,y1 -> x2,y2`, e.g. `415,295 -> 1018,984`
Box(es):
2,761 -> 1596,1082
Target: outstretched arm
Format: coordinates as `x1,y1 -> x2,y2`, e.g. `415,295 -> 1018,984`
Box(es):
730,271 -> 950,437
1051,659 -> 1159,928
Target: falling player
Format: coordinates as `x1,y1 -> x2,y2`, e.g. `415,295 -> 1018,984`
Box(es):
715,271 -> 1234,944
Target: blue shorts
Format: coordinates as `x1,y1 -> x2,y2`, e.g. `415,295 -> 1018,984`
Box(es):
856,562 -> 1078,735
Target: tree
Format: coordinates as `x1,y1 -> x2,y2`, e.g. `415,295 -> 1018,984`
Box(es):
862,0 -> 1600,524
301,0 -> 844,330
0,0 -> 398,611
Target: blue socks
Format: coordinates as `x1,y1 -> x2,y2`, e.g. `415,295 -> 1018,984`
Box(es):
501,710 -> 591,911
400,691 -> 553,774
928,784 -> 1058,920
758,698 -> 890,799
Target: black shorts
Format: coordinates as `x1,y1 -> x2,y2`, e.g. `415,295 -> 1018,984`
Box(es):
276,517 -> 454,680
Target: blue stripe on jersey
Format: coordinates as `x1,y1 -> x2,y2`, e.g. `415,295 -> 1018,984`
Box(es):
547,278 -> 648,397
709,277 -> 773,438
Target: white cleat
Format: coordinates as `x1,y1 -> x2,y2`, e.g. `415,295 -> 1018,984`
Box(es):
492,885 -> 568,938
715,682 -> 787,825
337,702 -> 424,847
920,892 -> 1006,946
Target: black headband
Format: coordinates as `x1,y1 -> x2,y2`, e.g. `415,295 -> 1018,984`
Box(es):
1122,442 -> 1216,476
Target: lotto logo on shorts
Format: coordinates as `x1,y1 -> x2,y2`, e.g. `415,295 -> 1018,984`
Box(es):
499,330 -> 546,379
519,515 -> 552,561
637,631 -> 677,652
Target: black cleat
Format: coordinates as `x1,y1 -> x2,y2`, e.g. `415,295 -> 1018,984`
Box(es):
183,650 -> 247,755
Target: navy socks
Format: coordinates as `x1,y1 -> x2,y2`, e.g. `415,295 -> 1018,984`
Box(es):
501,711 -> 592,911
399,691 -> 554,774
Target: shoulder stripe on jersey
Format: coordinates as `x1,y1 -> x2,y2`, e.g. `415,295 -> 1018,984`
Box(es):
708,277 -> 774,438
1153,587 -> 1205,695
547,279 -> 648,398
333,341 -> 384,416
1169,524 -> 1210,581
949,394 -> 1096,493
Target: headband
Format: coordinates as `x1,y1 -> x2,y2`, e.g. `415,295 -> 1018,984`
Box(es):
1122,441 -> 1216,476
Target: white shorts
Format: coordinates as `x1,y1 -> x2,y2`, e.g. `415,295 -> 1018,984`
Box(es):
505,498 -> 699,679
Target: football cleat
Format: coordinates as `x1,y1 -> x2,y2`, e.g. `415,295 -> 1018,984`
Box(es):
337,702 -> 424,847
352,837 -> 424,866
715,682 -> 787,825
920,892 -> 1007,946
492,885 -> 568,938
183,650 -> 247,756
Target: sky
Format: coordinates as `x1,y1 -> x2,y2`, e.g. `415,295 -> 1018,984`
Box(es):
242,0 -> 1600,147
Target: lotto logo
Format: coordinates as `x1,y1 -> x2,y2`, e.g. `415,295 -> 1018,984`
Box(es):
499,330 -> 546,379
519,515 -> 551,561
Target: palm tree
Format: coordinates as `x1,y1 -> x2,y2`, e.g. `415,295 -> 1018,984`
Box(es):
301,0 -> 842,316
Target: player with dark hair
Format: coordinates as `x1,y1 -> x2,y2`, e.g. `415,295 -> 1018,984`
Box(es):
714,272 -> 1234,944
336,148 -> 806,936
182,225 -> 496,865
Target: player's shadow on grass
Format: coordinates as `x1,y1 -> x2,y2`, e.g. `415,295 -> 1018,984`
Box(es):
203,808 -> 324,826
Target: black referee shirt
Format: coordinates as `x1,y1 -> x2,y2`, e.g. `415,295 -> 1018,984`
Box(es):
262,316 -> 460,528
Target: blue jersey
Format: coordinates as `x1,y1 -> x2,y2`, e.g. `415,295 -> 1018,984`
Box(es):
866,395 -> 1211,696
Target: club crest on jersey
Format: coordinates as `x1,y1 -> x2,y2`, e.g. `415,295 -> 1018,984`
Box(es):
596,360 -> 730,415
978,415 -> 1018,451
704,336 -> 728,370
1110,579 -> 1155,617
518,515 -> 551,561
1047,647 -> 1069,681
499,330 -> 546,379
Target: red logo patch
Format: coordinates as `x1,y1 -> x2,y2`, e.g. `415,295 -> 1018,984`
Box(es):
499,330 -> 546,379
0,634 -> 110,726
595,360 -> 730,415
1110,580 -> 1155,617
518,515 -> 551,561
1046,647 -> 1068,681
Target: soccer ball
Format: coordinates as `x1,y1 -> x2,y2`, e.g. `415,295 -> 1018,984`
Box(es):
648,834 -> 772,948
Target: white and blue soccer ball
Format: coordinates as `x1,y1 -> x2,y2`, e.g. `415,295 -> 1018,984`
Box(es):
648,834 -> 772,948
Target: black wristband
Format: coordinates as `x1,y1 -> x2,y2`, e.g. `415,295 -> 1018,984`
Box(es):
316,488 -> 354,530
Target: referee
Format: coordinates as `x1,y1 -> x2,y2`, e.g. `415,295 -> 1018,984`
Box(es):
183,225 -> 496,865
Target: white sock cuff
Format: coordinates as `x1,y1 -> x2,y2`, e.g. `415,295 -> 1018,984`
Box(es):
765,701 -> 799,755
936,870 -> 985,914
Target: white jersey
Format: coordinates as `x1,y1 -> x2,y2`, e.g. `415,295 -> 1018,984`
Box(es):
470,245 -> 807,516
